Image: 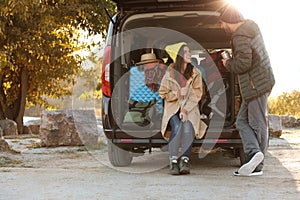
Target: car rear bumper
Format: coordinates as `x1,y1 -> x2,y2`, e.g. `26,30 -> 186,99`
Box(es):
104,128 -> 243,148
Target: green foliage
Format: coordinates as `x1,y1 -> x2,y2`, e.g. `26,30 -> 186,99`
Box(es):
269,90 -> 300,117
0,0 -> 116,131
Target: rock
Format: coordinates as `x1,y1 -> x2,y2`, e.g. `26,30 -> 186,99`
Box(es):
24,118 -> 41,126
268,114 -> 282,138
24,118 -> 41,135
295,118 -> 300,127
0,126 -> 3,139
28,125 -> 40,135
22,126 -> 32,135
0,119 -> 18,136
281,116 -> 299,128
40,110 -> 98,148
0,139 -> 10,151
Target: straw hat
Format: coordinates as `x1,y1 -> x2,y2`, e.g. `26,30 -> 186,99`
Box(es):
136,53 -> 161,65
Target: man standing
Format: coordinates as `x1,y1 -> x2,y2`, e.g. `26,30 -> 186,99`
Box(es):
220,5 -> 275,176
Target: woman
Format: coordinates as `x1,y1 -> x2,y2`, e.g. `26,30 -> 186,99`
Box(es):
159,43 -> 207,175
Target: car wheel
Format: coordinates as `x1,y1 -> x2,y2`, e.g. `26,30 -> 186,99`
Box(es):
108,141 -> 133,167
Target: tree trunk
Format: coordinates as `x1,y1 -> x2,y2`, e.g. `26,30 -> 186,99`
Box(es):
0,74 -> 7,120
15,67 -> 29,134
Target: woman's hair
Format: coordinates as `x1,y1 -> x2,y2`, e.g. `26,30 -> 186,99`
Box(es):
173,45 -> 193,84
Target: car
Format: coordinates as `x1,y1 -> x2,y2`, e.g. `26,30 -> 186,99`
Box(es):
101,0 -> 245,167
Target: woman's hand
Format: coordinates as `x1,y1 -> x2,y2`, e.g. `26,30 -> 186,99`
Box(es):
179,112 -> 188,122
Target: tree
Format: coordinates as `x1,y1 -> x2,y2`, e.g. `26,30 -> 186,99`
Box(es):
269,90 -> 300,117
0,0 -> 116,133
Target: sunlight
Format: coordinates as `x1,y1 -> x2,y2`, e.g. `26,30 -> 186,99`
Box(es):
225,0 -> 267,21
224,0 -> 300,97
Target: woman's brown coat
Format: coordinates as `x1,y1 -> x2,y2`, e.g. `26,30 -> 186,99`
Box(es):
159,64 -> 207,140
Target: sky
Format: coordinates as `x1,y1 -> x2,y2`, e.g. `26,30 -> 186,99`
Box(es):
228,0 -> 300,97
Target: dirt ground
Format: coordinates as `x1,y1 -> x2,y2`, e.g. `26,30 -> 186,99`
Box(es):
0,129 -> 300,200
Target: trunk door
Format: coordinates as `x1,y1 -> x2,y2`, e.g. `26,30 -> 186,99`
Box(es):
112,0 -> 226,11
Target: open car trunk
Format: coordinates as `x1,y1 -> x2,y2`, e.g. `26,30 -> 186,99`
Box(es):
112,0 -> 227,12
111,0 -> 229,47
102,0 -> 244,167
109,7 -> 238,138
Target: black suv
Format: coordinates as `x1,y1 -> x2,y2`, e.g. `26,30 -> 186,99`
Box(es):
101,0 -> 244,166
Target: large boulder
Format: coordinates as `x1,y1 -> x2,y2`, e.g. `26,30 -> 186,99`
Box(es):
0,119 -> 18,136
268,114 -> 282,138
40,110 -> 99,147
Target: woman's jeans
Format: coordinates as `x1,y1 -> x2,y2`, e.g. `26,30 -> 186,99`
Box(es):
169,114 -> 195,158
236,93 -> 269,171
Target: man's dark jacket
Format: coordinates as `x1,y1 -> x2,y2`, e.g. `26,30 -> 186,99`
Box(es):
226,20 -> 275,103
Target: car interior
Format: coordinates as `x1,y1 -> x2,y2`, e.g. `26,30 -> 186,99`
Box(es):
110,10 -> 238,133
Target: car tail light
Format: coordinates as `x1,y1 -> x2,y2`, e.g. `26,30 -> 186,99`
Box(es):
102,45 -> 111,97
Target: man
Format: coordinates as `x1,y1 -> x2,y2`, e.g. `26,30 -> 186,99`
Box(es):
220,5 -> 275,176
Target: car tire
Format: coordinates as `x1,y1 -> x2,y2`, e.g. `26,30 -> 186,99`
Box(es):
108,141 -> 133,167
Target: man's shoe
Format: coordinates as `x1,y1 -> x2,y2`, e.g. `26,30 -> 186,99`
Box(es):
233,170 -> 263,177
238,152 -> 264,176
179,157 -> 190,174
169,160 -> 180,175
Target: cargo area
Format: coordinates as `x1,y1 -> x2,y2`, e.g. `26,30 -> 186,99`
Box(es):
107,11 -> 240,138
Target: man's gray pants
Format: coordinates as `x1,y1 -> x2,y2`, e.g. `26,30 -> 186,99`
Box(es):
236,93 -> 269,171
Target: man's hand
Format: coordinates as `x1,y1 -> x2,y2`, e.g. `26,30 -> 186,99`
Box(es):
222,58 -> 229,67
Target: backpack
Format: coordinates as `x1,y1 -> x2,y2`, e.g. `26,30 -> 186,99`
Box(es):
199,51 -> 228,122
143,62 -> 167,91
200,51 -> 226,84
123,99 -> 156,126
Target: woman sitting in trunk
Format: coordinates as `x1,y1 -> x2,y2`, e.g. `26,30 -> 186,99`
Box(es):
159,42 -> 207,175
